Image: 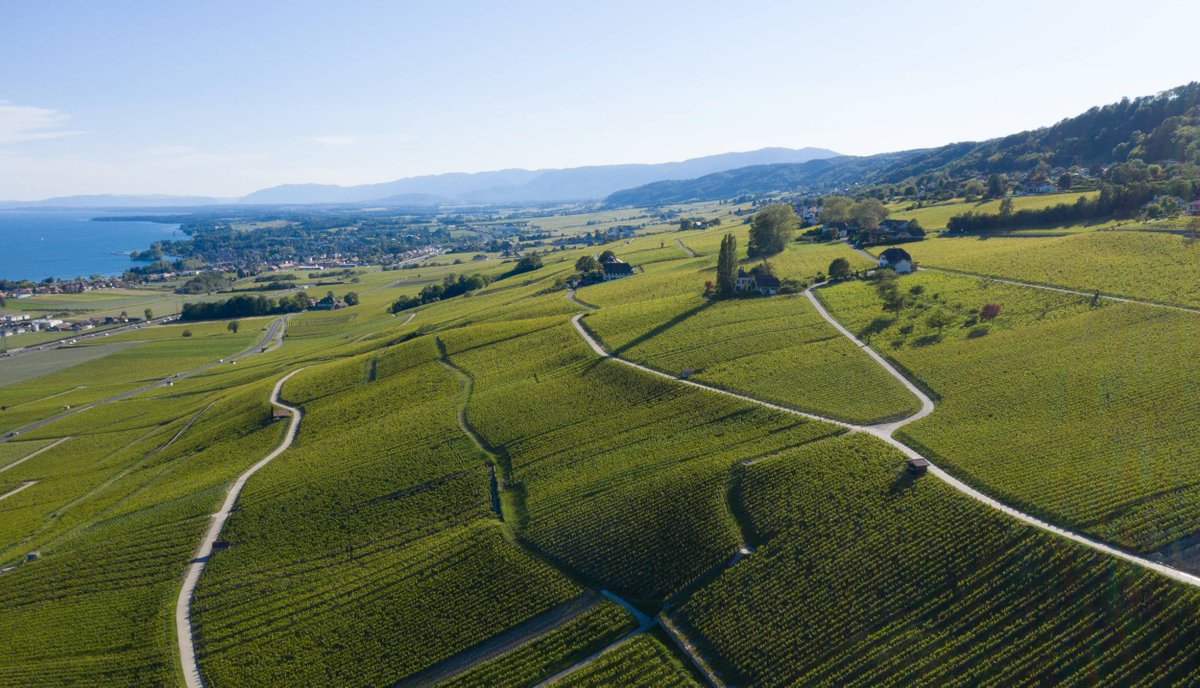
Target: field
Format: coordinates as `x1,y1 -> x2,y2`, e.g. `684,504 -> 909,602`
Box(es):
194,337 -> 583,686
817,270 -> 1200,554
676,433 -> 1200,687
442,318 -> 841,600
878,230 -> 1200,308
888,191 -> 1103,230
6,200 -> 1200,687
547,634 -> 700,687
437,600 -> 635,688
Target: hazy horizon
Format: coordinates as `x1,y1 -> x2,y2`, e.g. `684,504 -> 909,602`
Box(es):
2,0 -> 1198,200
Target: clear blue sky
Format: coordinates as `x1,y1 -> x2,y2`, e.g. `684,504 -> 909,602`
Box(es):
1,0 -> 1197,200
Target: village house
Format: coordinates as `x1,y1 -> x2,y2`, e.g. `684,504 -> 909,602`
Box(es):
822,221 -> 851,240
734,268 -> 780,296
600,255 -> 634,281
1018,180 -> 1058,195
877,247 -> 914,274
1187,200 -> 1200,216
862,219 -> 926,245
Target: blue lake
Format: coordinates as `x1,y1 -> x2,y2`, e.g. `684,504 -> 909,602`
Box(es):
0,210 -> 184,281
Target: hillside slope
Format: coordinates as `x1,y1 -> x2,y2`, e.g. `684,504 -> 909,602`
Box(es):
607,82 -> 1200,205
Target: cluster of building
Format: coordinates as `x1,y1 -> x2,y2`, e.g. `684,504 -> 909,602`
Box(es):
0,312 -> 141,338
820,218 -> 925,245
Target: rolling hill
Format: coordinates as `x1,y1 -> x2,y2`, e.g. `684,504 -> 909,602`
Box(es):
606,82 -> 1200,206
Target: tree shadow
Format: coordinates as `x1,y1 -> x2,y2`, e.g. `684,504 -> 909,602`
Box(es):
611,300 -> 715,358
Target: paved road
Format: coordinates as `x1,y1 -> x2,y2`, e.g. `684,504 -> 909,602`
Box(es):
0,317 -> 287,444
175,367 -> 306,688
1,315 -> 182,358
569,292 -> 1200,590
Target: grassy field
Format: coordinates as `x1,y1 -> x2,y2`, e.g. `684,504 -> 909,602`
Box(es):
677,433 -> 1200,687
817,270 -> 1200,553
878,230 -> 1200,308
888,191 -> 1103,230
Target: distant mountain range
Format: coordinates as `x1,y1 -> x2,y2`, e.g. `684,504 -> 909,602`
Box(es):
236,147 -> 839,205
606,82 -> 1200,206
0,194 -> 232,209
0,147 -> 840,209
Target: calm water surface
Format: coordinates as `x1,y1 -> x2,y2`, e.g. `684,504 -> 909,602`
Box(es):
0,210 -> 183,281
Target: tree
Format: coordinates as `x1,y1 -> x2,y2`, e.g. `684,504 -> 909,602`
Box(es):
227,320 -> 240,334
510,253 -> 543,275
850,198 -> 888,231
575,255 -> 601,273
344,292 -> 360,306
821,196 -> 854,223
999,197 -> 1014,218
598,250 -> 617,263
926,308 -> 953,333
963,180 -> 986,201
144,308 -> 154,321
828,257 -> 851,280
980,302 -> 1002,321
716,233 -> 738,296
182,329 -> 192,337
987,174 -> 1006,199
1058,173 -> 1073,191
875,273 -> 907,313
748,204 -> 795,257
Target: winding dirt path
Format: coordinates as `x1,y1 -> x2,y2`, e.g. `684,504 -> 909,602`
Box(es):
675,238 -> 697,258
175,367 -> 306,688
568,291 -> 1200,589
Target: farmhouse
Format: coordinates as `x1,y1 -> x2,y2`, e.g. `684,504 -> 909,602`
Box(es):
863,219 -> 925,244
600,255 -> 634,281
734,268 -> 780,296
877,247 -> 914,274
1187,200 -> 1200,216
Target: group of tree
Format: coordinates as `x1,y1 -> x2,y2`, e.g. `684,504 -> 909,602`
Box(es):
573,250 -> 617,285
502,253 -> 543,278
748,204 -> 796,256
181,292 -> 310,321
389,272 -> 491,313
176,271 -> 233,294
819,196 -> 890,230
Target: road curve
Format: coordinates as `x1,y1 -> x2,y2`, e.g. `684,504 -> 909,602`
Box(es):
0,317 -> 287,444
568,292 -> 1200,589
175,367 -> 306,688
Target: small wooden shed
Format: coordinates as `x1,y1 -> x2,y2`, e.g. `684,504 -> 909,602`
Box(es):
906,457 -> 931,475
271,407 -> 291,421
